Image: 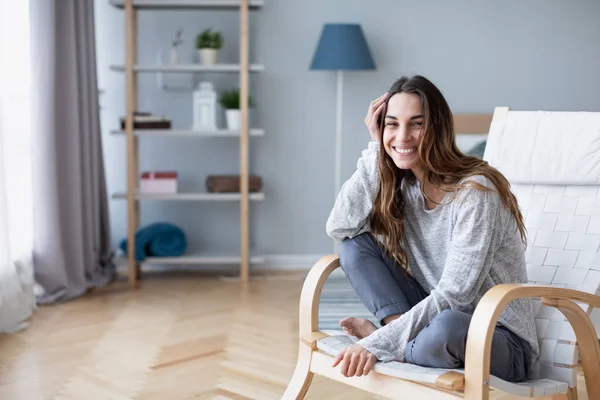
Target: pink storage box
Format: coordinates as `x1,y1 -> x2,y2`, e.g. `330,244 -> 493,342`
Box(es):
140,171 -> 178,194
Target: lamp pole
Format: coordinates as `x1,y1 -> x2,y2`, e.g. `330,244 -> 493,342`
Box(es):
335,70 -> 343,198
333,70 -> 344,253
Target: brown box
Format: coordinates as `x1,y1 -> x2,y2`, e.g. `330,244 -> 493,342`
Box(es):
206,175 -> 262,193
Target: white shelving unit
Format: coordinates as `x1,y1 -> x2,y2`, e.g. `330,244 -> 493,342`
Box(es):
110,128 -> 265,137
109,0 -> 264,10
110,0 -> 262,286
111,192 -> 265,201
116,253 -> 266,265
109,64 -> 265,72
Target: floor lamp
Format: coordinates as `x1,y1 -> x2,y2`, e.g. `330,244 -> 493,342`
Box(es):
310,23 -> 376,252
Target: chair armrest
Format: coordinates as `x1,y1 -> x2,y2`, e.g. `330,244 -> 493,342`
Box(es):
298,254 -> 341,336
463,283 -> 600,400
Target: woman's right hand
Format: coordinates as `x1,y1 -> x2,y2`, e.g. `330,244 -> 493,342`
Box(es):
365,92 -> 388,142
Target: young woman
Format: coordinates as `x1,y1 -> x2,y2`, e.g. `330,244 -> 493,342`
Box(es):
326,75 -> 539,383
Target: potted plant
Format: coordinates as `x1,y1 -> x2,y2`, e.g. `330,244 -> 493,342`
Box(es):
195,28 -> 223,65
219,88 -> 254,130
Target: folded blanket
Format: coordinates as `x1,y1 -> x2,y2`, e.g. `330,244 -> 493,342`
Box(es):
120,222 -> 187,261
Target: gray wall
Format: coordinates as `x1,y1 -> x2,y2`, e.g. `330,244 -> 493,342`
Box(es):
95,0 -> 600,258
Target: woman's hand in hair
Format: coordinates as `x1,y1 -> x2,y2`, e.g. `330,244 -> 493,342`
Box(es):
365,92 -> 388,142
332,343 -> 377,377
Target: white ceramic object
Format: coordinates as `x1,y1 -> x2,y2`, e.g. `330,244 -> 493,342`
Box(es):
169,46 -> 179,64
225,109 -> 241,130
193,82 -> 217,131
198,48 -> 218,65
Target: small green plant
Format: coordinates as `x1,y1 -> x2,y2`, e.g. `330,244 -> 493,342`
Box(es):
195,28 -> 224,50
219,88 -> 255,110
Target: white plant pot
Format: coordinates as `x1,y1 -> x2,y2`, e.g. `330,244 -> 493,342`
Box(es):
198,48 -> 219,65
225,109 -> 241,131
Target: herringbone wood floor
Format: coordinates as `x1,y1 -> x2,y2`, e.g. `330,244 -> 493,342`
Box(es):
0,272 -> 588,399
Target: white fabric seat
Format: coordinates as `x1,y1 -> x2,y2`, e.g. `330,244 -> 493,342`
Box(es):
316,332 -> 569,397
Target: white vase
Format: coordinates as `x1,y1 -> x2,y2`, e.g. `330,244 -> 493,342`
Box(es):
198,48 -> 218,65
169,46 -> 179,64
225,109 -> 241,130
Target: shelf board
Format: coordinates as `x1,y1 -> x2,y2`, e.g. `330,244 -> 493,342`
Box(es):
109,0 -> 264,9
110,128 -> 264,137
109,64 -> 264,73
115,253 -> 265,265
112,192 -> 265,201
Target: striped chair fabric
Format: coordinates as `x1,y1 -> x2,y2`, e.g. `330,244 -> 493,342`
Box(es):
513,182 -> 600,388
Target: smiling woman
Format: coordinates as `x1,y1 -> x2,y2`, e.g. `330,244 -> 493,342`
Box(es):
325,75 -> 540,383
0,0 -> 36,332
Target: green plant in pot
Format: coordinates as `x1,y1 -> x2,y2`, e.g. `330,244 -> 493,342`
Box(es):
195,28 -> 223,65
219,88 -> 255,131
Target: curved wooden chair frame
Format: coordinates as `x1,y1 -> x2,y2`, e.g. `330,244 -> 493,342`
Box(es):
283,255 -> 600,400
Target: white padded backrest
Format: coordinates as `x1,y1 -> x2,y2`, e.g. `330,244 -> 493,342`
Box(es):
484,109 -> 600,183
511,183 -> 600,386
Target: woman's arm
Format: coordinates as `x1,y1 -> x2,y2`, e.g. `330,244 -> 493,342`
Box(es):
355,183 -> 504,361
325,141 -> 380,240
326,92 -> 388,241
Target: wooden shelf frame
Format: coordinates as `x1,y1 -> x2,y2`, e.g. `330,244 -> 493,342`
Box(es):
118,0 -> 256,286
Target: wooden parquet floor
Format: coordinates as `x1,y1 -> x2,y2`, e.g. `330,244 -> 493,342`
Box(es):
0,272 -> 588,400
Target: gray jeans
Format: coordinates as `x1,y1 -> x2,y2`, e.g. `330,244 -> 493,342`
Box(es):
338,233 -> 531,383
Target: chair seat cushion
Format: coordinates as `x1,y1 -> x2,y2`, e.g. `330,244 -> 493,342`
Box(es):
317,332 -> 569,397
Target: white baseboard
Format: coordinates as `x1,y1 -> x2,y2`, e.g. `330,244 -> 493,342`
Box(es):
256,254 -> 347,277
255,254 -> 327,271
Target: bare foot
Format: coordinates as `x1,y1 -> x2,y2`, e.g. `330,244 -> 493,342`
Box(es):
339,317 -> 377,339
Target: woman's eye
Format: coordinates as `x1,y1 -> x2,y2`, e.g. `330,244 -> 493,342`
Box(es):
412,122 -> 423,127
385,122 -> 397,126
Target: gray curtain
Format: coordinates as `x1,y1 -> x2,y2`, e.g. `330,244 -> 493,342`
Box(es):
30,0 -> 115,304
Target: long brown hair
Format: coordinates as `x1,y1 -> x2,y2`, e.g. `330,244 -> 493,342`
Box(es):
370,75 -> 526,270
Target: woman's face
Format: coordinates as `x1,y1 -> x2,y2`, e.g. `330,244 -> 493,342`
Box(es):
382,92 -> 425,177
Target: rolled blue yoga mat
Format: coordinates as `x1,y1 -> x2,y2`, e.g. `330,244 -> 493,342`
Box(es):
120,222 -> 187,261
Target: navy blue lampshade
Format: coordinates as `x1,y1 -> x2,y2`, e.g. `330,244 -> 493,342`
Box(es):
310,24 -> 376,71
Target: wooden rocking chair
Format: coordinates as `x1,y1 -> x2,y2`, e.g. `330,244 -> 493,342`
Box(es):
283,107 -> 600,399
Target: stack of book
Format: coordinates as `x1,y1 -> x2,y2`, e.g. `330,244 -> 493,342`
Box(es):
120,112 -> 172,130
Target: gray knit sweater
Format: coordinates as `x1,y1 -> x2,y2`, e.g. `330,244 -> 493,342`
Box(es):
326,141 -> 540,379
